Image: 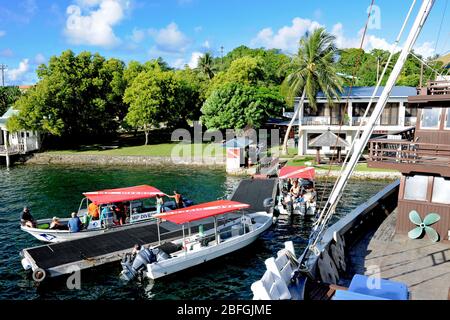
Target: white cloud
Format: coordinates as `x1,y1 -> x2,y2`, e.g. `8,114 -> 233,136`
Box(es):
130,27 -> 146,43
202,40 -> 210,49
333,23 -> 435,58
0,49 -> 14,57
188,52 -> 203,68
64,0 -> 129,48
34,53 -> 46,64
251,17 -> 323,52
413,41 -> 435,58
21,0 -> 38,16
149,22 -> 191,53
172,52 -> 203,69
7,59 -> 30,82
0,30 -> 5,37
194,26 -> 202,33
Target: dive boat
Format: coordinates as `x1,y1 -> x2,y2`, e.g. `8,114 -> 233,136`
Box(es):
276,166 -> 316,216
120,199 -> 273,280
21,185 -> 193,243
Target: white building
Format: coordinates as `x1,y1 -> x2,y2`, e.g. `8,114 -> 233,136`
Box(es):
0,107 -> 40,166
282,86 -> 418,156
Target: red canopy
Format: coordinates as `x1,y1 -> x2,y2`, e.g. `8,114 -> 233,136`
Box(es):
153,200 -> 250,225
83,185 -> 165,205
279,166 -> 315,180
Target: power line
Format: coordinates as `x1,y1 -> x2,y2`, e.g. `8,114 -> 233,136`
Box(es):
434,0 -> 448,54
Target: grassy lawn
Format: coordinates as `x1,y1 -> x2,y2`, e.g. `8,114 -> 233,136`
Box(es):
45,143 -> 225,157
286,157 -> 398,172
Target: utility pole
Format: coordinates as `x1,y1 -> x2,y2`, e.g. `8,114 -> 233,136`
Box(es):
220,46 -> 224,66
376,57 -> 380,83
419,61 -> 424,87
0,64 -> 7,87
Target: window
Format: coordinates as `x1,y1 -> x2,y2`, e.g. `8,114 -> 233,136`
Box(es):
304,103 -> 326,117
420,107 -> 441,129
432,177 -> 450,204
380,103 -> 399,125
445,109 -> 450,130
405,103 -> 418,117
404,175 -> 428,201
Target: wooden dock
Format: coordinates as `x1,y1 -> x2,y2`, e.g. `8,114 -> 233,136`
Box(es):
363,211 -> 450,300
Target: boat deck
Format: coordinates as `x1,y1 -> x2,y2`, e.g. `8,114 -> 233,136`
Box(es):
363,211 -> 450,300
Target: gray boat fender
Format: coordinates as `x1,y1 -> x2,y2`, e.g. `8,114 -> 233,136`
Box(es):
330,232 -> 346,272
317,249 -> 339,285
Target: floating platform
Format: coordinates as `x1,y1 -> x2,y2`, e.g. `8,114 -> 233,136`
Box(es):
21,178 -> 278,280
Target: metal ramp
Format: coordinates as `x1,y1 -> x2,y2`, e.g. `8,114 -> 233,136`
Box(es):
230,178 -> 278,213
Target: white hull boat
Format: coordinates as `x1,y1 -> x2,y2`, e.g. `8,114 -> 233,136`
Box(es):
120,200 -> 273,281
21,185 -> 193,243
147,212 -> 272,279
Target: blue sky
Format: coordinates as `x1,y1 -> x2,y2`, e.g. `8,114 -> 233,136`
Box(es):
0,0 -> 449,85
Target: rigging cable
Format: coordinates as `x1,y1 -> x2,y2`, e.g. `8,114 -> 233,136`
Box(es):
310,0 -> 419,249
316,0 -> 376,213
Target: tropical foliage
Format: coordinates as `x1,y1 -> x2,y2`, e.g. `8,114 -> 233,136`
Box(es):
0,86 -> 21,116
281,27 -> 343,154
201,83 -> 284,130
7,50 -> 127,141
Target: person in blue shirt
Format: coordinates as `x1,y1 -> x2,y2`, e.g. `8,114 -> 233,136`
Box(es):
100,205 -> 114,227
68,212 -> 82,233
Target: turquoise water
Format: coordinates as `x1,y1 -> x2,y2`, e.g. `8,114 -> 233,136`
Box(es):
0,164 -> 390,300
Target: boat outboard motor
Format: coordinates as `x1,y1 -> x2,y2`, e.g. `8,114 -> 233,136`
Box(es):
120,248 -> 157,281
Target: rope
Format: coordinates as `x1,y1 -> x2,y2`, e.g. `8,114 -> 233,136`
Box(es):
317,0 -> 376,213
434,0 -> 448,53
312,0 -> 418,243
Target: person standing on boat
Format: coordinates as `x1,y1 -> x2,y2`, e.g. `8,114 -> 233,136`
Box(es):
68,212 -> 82,233
168,190 -> 184,209
20,207 -> 36,228
100,205 -> 114,227
88,202 -> 99,220
156,194 -> 164,214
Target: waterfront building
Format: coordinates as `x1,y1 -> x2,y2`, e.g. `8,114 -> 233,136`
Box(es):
279,86 -> 418,156
368,80 -> 450,241
0,107 -> 40,167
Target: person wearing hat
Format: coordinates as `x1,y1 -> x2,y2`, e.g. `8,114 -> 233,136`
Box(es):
20,207 -> 36,228
49,217 -> 64,230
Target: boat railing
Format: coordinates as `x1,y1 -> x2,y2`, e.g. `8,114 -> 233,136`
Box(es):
417,80 -> 450,96
369,138 -> 450,167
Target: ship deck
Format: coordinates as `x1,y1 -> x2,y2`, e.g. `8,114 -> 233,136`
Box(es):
363,210 -> 450,300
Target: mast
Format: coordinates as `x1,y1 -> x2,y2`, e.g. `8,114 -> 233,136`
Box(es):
311,0 -> 435,248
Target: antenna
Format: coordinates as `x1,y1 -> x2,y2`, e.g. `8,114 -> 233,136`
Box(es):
0,64 -> 7,86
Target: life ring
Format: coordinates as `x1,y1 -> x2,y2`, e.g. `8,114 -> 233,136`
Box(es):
32,268 -> 46,282
317,250 -> 339,285
330,233 -> 346,272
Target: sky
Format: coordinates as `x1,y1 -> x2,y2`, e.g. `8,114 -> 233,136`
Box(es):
0,0 -> 449,85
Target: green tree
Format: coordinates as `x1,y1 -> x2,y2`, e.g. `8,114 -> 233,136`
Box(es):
281,28 -> 343,154
7,50 -> 127,142
201,82 -> 284,130
124,65 -> 197,144
0,86 -> 21,116
198,52 -> 215,80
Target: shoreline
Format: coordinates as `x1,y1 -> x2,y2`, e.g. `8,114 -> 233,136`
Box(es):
20,153 -> 401,180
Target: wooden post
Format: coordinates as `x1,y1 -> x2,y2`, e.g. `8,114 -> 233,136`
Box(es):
316,148 -> 321,164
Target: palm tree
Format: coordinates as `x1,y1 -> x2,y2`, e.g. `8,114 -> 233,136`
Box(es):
281,28 -> 343,155
198,52 -> 215,80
